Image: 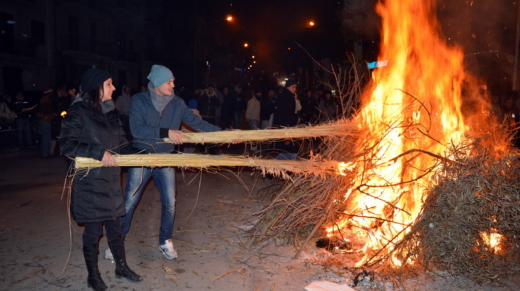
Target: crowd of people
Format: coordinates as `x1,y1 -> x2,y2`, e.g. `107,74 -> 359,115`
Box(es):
0,64 -> 344,291
0,73 -> 342,160
176,81 -> 339,131
0,86 -> 79,157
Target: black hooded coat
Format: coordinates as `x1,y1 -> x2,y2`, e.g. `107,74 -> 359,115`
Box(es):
60,100 -> 140,223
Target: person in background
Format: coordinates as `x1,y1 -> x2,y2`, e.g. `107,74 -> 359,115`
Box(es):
260,89 -> 276,129
116,85 -> 133,141
12,91 -> 36,148
181,99 -> 202,153
52,86 -> 71,156
220,85 -> 234,129
245,89 -> 261,130
197,85 -> 221,155
60,67 -> 143,291
318,90 -> 337,122
272,80 -> 299,161
231,84 -> 246,129
0,94 -> 16,127
294,90 -> 302,124
211,84 -> 224,128
197,84 -> 220,125
67,86 -> 79,102
300,89 -> 317,124
0,94 -> 17,150
36,88 -> 56,158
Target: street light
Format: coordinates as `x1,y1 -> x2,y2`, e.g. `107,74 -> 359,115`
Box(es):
194,16 -> 233,86
244,43 -> 249,47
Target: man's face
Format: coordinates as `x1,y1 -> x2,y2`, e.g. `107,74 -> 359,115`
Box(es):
236,87 -> 242,93
256,92 -> 262,98
124,87 -> 131,94
287,85 -> 297,94
268,90 -> 275,97
223,88 -> 229,94
154,79 -> 175,96
16,93 -> 24,99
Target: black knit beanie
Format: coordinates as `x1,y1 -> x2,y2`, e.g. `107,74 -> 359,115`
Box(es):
81,68 -> 111,93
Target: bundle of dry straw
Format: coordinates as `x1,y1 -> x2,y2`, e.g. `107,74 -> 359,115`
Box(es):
75,153 -> 342,178
163,121 -> 356,144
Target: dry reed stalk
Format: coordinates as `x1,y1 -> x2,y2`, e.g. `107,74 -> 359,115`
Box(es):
74,153 -> 342,177
163,121 -> 357,144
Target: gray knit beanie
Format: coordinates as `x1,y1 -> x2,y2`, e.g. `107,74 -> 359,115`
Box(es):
147,65 -> 174,87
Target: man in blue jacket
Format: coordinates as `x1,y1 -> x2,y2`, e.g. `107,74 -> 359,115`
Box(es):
110,65 -> 220,260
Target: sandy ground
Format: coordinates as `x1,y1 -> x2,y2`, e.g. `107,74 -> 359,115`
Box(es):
1,148 -> 520,291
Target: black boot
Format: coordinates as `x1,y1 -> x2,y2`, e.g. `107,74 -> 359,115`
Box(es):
83,243 -> 108,291
108,237 -> 143,282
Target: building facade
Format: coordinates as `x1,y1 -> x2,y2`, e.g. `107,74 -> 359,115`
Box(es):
0,0 -> 171,96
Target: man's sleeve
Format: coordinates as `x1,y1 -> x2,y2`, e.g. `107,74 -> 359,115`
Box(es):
129,95 -> 161,140
181,101 -> 220,132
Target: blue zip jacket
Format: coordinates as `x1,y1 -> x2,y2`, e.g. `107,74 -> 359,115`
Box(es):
130,90 -> 220,153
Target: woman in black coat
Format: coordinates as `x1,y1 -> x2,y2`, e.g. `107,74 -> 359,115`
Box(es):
60,68 -> 142,291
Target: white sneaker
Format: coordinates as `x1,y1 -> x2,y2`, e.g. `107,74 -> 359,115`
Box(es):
159,239 -> 177,260
104,247 -> 113,260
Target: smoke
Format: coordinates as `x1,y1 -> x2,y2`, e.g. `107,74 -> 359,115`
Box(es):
438,0 -> 517,91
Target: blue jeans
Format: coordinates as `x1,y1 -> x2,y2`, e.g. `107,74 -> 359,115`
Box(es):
39,119 -> 52,157
249,119 -> 260,130
16,118 -> 32,146
234,111 -> 243,129
275,153 -> 297,160
122,167 -> 176,245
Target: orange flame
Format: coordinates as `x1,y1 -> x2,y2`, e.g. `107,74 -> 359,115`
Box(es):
328,0 -> 496,267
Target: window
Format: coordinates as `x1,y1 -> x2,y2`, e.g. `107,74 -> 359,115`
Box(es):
0,12 -> 15,53
68,16 -> 79,50
116,31 -> 125,56
31,20 -> 45,45
89,23 -> 96,53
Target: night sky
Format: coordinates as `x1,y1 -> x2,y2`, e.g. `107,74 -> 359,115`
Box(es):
165,0 -> 347,76
161,0 -> 517,92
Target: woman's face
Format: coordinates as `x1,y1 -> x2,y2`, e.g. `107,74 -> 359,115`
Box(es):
101,78 -> 116,102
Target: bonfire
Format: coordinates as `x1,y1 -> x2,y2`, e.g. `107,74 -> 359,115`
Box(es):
251,0 -> 520,284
